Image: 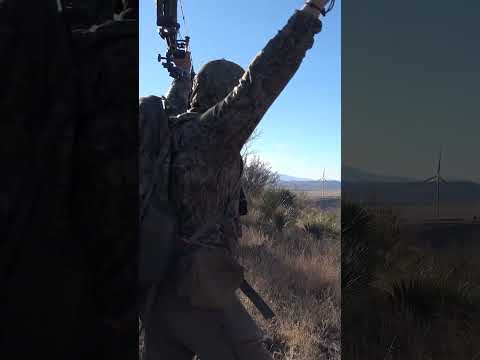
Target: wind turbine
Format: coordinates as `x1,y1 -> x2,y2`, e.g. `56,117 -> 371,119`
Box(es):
424,147 -> 447,218
322,168 -> 326,199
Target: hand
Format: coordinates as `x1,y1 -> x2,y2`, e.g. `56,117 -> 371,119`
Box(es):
309,0 -> 329,9
302,0 -> 330,17
173,51 -> 192,71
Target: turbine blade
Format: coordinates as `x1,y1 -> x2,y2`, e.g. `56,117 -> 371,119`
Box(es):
440,176 -> 447,184
424,176 -> 435,183
437,148 -> 442,174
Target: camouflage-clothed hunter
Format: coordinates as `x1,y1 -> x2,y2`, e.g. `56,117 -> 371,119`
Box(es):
146,8 -> 322,360
171,10 -> 321,252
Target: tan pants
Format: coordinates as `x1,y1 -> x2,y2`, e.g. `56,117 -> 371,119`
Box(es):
144,293 -> 272,360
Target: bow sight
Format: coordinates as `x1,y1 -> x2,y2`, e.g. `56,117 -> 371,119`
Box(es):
157,0 -> 190,79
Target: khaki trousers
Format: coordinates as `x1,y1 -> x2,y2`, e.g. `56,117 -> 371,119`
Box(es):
144,293 -> 272,360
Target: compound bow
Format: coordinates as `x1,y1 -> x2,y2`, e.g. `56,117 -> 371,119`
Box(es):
157,0 -> 190,79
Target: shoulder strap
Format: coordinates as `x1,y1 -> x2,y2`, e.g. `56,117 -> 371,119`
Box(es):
139,95 -> 171,220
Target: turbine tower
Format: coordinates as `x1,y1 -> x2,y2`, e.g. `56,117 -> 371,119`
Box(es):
322,168 -> 326,199
424,147 -> 447,218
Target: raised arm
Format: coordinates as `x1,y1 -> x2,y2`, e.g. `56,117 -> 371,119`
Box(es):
199,3 -> 325,152
164,52 -> 194,116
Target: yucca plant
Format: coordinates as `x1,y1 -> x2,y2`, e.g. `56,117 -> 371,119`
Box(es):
272,207 -> 290,231
301,210 -> 339,240
387,274 -> 476,327
341,201 -> 373,296
341,201 -> 373,239
258,188 -> 299,232
387,278 -> 437,323
342,236 -> 370,296
303,220 -> 324,239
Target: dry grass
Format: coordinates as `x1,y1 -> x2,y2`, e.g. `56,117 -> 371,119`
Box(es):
342,202 -> 480,359
238,201 -> 341,360
139,188 -> 341,360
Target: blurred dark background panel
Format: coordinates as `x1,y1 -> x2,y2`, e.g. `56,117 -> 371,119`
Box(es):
342,0 -> 480,358
0,1 -> 138,359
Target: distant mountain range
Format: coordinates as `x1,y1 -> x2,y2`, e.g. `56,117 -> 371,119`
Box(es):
278,174 -> 341,192
277,168 -> 480,199
278,174 -> 316,182
342,166 -> 414,183
341,167 -> 480,205
343,166 -> 480,185
343,180 -> 480,205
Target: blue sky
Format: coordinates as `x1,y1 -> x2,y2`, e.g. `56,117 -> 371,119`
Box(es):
140,0 -> 341,181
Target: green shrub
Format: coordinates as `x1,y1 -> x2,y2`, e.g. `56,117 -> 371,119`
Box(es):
301,210 -> 339,240
386,274 -> 476,328
257,188 -> 299,232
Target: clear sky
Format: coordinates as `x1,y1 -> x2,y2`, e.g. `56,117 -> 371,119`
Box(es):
140,0 -> 341,181
342,0 -> 480,183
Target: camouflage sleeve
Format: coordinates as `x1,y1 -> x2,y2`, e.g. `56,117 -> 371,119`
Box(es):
200,10 -> 322,151
164,71 -> 193,116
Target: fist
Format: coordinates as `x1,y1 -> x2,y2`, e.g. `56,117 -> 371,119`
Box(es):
309,0 -> 330,10
173,51 -> 192,71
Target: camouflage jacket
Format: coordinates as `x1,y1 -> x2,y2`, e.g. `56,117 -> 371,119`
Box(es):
170,10 -> 321,253
164,73 -> 193,117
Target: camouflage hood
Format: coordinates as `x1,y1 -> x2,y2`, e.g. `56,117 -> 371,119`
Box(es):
189,59 -> 244,113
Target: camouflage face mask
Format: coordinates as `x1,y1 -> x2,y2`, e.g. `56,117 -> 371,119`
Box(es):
189,59 -> 244,113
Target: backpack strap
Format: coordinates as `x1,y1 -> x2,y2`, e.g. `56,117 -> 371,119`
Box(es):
139,95 -> 171,220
